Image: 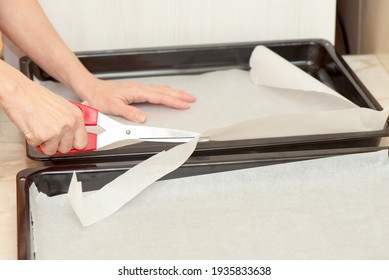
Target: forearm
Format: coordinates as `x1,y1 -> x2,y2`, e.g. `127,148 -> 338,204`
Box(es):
0,59 -> 18,107
0,0 -> 95,99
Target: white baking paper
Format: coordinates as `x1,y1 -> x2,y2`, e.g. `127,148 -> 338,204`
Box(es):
33,46 -> 389,228
29,150 -> 389,259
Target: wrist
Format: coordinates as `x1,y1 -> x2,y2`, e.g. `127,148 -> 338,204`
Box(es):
0,60 -> 21,108
68,71 -> 99,101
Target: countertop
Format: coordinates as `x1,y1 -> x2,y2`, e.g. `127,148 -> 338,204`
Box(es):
1,55 -> 389,260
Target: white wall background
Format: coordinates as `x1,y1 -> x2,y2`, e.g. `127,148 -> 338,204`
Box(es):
4,0 -> 336,65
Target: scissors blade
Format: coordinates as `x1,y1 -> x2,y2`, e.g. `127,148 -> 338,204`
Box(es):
96,126 -> 201,149
129,126 -> 201,142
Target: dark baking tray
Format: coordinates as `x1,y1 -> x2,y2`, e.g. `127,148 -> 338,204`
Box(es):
20,39 -> 389,164
16,144 -> 389,259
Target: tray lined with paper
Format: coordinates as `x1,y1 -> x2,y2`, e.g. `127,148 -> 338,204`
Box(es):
19,39 -> 389,164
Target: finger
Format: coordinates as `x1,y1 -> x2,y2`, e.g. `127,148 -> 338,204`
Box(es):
71,109 -> 88,149
117,103 -> 147,123
139,91 -> 192,109
124,81 -> 196,104
38,138 -> 60,155
138,85 -> 196,107
24,130 -> 41,147
73,124 -> 88,149
149,85 -> 196,103
57,130 -> 75,154
24,130 -> 58,155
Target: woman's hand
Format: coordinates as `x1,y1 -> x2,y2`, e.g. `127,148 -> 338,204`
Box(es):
0,62 -> 88,155
78,77 -> 196,123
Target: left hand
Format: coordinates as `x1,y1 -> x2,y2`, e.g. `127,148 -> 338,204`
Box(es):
79,78 -> 196,123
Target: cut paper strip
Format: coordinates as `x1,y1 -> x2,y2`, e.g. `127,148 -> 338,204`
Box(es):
68,136 -> 200,227
249,45 -> 350,101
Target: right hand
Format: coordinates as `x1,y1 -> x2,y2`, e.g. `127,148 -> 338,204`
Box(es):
1,73 -> 88,155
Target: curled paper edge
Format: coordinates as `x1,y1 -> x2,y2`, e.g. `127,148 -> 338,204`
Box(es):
249,45 -> 350,102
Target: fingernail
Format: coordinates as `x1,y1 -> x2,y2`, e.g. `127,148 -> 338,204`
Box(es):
137,114 -> 146,123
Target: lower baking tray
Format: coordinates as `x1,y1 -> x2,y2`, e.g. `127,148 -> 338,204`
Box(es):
17,144 -> 389,259
20,39 -> 388,164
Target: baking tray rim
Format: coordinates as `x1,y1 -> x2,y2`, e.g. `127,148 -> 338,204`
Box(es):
19,38 -> 387,164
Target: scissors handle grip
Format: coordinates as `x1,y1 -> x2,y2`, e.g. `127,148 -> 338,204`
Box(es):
35,101 -> 100,155
36,132 -> 97,155
70,101 -> 99,126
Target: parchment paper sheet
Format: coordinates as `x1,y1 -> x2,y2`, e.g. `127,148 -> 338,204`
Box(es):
30,150 -> 389,259
35,46 -> 385,136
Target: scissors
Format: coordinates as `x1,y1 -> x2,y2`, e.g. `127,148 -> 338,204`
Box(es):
36,101 -> 201,155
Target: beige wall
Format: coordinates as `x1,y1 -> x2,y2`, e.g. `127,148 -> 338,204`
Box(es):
338,0 -> 389,53
360,0 -> 389,71
4,0 -> 337,69
38,0 -> 336,52
338,0 -> 389,70
4,0 -> 337,68
359,0 -> 389,54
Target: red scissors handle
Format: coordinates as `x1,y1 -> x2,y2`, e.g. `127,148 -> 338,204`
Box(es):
69,101 -> 99,126
36,101 -> 99,155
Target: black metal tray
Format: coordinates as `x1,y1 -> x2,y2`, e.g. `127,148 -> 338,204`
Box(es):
16,144 -> 389,259
20,39 -> 388,164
